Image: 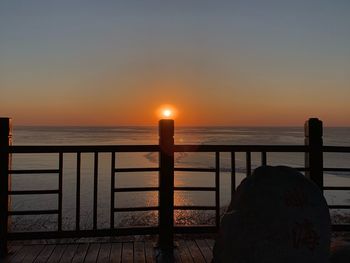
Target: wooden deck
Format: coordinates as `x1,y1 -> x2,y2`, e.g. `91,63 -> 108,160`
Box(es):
1,239 -> 214,263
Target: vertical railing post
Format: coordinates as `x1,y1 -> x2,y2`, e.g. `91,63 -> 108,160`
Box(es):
158,119 -> 174,252
305,118 -> 323,190
0,118 -> 11,258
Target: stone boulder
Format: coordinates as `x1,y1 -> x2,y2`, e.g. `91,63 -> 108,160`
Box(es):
213,166 -> 331,263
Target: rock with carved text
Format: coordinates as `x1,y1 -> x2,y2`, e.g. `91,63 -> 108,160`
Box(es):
213,166 -> 331,263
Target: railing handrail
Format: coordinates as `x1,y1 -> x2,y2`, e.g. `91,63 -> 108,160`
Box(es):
8,145 -> 159,153
7,144 -> 350,156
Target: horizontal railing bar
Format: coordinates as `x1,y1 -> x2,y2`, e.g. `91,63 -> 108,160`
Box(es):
9,145 -> 159,153
8,227 -> 159,240
174,187 -> 216,191
174,145 -> 308,152
174,206 -> 216,210
9,169 -> 59,174
323,146 -> 350,153
174,225 -> 218,234
174,168 -> 216,172
8,210 -> 59,216
114,167 -> 159,173
114,187 -> 159,192
328,205 -> 350,209
9,145 -> 350,154
324,186 -> 350,190
323,168 -> 350,172
332,225 -> 350,232
114,206 -> 159,212
9,190 -> 59,195
8,145 -> 350,154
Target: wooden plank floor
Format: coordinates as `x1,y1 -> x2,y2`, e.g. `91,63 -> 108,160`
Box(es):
1,239 -> 214,263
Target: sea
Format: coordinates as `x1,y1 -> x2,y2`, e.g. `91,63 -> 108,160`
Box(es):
8,126 -> 350,232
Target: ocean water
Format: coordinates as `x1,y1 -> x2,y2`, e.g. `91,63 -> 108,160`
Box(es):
8,126 -> 350,232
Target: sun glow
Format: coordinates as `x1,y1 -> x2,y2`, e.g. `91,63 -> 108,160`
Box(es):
157,105 -> 177,119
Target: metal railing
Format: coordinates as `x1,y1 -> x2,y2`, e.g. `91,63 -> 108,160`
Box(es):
322,145 -> 350,231
1,117 -> 350,257
7,145 -> 160,241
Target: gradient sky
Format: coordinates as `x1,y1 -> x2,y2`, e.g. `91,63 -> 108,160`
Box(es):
1,0 -> 349,126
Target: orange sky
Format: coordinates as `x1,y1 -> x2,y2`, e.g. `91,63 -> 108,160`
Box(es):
1,1 -> 350,127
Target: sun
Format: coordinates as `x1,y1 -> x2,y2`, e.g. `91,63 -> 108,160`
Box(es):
157,105 -> 177,119
162,109 -> 172,118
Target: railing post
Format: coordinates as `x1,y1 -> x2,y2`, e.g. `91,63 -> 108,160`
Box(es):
0,118 -> 11,258
158,119 -> 174,252
305,118 -> 323,190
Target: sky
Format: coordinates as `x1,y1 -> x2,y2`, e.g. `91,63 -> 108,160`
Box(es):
1,0 -> 350,126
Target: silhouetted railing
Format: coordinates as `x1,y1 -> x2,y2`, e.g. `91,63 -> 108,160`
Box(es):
322,146 -> 350,231
1,118 -> 350,257
7,145 -> 160,238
